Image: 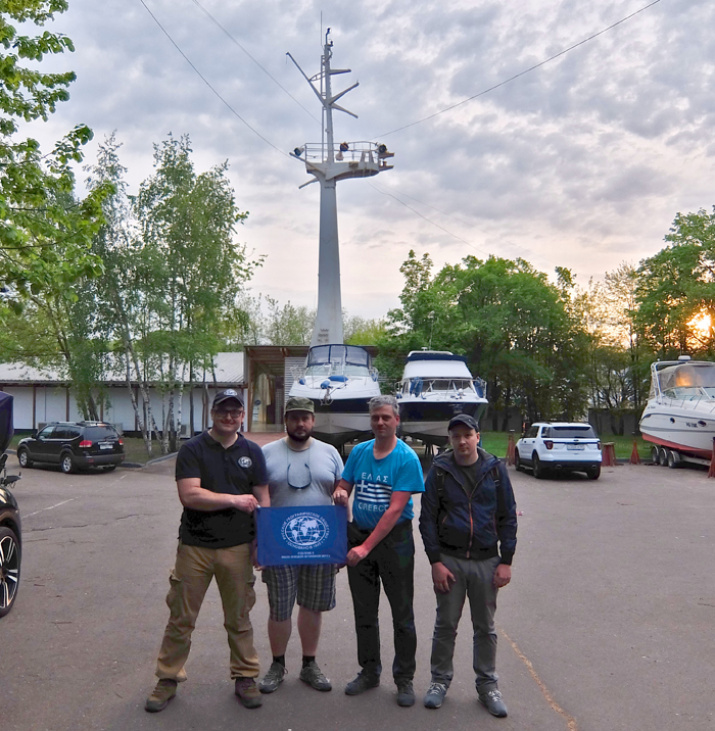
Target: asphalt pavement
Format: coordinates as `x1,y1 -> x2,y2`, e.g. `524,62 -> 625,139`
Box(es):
1,454 -> 713,731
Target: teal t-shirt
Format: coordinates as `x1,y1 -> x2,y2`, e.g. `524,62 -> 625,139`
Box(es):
342,439 -> 424,530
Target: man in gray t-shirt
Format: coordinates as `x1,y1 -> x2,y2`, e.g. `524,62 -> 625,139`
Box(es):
258,397 -> 343,696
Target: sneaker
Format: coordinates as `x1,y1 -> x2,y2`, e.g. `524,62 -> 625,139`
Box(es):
299,660 -> 332,691
235,677 -> 263,709
423,681 -> 447,709
479,688 -> 508,717
344,670 -> 380,695
258,662 -> 287,694
144,678 -> 177,713
396,680 -> 415,707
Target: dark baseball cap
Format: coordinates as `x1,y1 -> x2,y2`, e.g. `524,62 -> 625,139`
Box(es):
447,413 -> 479,432
212,389 -> 244,408
285,396 -> 314,414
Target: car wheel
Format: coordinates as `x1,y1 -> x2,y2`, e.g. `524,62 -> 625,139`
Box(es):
650,445 -> 660,465
588,464 -> 601,480
667,450 -> 681,469
17,448 -> 32,469
60,453 -> 75,474
514,450 -> 523,472
0,526 -> 21,618
533,454 -> 546,479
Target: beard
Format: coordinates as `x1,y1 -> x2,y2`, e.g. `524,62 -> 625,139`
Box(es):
287,428 -> 312,443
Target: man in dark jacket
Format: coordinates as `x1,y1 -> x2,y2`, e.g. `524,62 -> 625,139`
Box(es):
419,414 -> 517,717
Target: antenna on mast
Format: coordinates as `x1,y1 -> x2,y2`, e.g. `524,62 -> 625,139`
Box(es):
287,33 -> 395,346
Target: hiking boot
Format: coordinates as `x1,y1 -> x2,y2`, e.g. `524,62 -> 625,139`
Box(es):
145,678 -> 177,713
423,681 -> 447,709
299,660 -> 332,691
258,662 -> 287,694
396,680 -> 415,707
235,677 -> 262,709
344,670 -> 380,695
479,688 -> 508,717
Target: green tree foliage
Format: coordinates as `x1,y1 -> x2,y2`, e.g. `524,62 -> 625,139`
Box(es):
344,315 -> 386,346
0,0 -> 111,424
385,251 -> 591,424
131,135 -> 258,452
260,296 -> 314,345
586,263 -> 649,423
0,1 -> 108,303
635,208 -> 715,357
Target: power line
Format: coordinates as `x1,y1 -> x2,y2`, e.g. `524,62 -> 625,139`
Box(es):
189,0 -> 320,125
375,0 -> 663,139
368,181 -> 489,256
138,0 -> 290,159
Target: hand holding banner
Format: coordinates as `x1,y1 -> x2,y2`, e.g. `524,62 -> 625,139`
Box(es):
256,504 -> 347,566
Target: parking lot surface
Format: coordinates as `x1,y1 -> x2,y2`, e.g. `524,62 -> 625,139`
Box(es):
1,456 -> 713,730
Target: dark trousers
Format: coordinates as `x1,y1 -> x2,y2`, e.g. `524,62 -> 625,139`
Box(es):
347,520 -> 416,683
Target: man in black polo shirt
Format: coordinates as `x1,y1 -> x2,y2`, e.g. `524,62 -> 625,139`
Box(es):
145,389 -> 269,713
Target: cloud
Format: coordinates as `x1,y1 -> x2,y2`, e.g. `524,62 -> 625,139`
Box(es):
16,0 -> 715,320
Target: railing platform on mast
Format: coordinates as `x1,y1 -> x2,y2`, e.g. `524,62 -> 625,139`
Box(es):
293,141 -> 394,183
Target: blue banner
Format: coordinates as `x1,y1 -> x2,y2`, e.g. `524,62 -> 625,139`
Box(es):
256,505 -> 347,566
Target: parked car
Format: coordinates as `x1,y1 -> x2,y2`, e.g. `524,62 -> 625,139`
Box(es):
17,421 -> 125,474
514,422 -> 602,479
0,392 -> 21,618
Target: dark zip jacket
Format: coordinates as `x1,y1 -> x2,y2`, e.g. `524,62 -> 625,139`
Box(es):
419,447 -> 517,566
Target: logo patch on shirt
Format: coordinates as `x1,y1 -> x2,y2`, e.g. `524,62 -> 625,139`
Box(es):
238,456 -> 252,468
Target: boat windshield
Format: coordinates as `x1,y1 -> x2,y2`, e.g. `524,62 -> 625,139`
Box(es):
659,363 -> 715,389
662,387 -> 709,401
404,378 -> 476,395
305,345 -> 372,377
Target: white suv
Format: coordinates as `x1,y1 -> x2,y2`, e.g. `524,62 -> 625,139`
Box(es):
515,422 -> 602,479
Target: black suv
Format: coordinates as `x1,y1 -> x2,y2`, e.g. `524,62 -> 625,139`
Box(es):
17,422 -> 125,474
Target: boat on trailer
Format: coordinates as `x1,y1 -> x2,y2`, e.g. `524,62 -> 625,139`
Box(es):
639,356 -> 715,466
288,344 -> 380,450
395,350 -> 488,449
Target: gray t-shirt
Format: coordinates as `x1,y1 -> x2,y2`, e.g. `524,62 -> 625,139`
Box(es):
262,437 -> 343,507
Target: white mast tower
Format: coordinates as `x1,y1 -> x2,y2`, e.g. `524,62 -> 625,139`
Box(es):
288,29 -> 394,346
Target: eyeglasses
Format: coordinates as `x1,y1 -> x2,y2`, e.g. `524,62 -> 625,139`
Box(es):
214,409 -> 243,419
287,461 -> 311,489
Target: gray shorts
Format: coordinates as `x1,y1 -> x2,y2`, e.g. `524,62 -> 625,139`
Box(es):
262,564 -> 338,621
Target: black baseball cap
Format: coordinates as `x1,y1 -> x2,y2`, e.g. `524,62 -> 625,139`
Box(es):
212,389 -> 244,408
447,414 -> 479,432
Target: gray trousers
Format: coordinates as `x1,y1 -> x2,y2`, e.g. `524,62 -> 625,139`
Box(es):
429,553 -> 500,693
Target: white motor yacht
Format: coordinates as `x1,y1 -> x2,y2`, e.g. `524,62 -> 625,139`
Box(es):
395,350 -> 488,447
288,344 -> 380,449
639,356 -> 715,461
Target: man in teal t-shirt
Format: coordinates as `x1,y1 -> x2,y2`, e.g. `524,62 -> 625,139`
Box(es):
333,395 -> 424,708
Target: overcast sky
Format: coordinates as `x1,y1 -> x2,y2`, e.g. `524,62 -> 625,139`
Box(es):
26,0 -> 714,320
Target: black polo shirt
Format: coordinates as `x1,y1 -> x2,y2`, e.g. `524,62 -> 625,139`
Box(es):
175,431 -> 268,548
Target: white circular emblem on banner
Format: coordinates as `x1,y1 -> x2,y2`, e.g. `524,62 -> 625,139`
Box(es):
238,456 -> 252,468
281,511 -> 330,551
